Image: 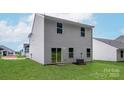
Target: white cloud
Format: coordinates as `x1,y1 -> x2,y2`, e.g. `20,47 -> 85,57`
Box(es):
0,13 -> 95,51
27,14 -> 35,23
121,28 -> 124,34
0,14 -> 34,51
46,13 -> 94,24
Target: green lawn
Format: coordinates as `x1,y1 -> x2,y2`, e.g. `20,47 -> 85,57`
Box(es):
16,54 -> 25,58
0,59 -> 124,80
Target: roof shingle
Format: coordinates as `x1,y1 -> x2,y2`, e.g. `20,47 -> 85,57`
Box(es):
94,38 -> 124,49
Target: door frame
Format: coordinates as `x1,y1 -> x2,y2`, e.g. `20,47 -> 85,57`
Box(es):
51,48 -> 62,63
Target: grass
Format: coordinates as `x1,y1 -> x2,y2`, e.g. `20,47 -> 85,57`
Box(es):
16,54 -> 25,58
0,59 -> 124,80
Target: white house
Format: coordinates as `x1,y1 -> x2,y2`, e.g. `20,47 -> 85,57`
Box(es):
93,37 -> 124,61
0,45 -> 15,56
29,14 -> 94,64
21,43 -> 29,57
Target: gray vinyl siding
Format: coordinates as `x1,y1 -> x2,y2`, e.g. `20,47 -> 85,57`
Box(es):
29,14 -> 45,64
29,14 -> 93,64
117,49 -> 124,61
44,18 -> 92,64
93,39 -> 117,61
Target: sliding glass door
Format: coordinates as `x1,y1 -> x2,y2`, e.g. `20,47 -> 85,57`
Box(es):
51,48 -> 61,63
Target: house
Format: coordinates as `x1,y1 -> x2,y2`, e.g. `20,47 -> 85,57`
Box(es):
21,43 -> 29,57
93,37 -> 124,61
29,14 -> 94,64
115,35 -> 124,43
0,45 -> 15,56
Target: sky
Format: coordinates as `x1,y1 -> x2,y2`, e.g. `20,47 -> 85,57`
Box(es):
0,13 -> 124,51
0,13 -> 34,51
93,13 -> 124,39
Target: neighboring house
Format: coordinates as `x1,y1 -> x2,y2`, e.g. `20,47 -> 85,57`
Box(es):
115,35 -> 124,43
29,14 -> 94,64
21,43 -> 29,57
0,45 -> 15,56
93,37 -> 124,61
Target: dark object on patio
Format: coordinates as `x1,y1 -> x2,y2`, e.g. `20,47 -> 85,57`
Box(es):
73,59 -> 86,65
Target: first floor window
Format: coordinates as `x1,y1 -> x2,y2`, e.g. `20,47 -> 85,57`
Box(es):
69,48 -> 74,58
87,48 -> 91,57
25,47 -> 29,53
121,50 -> 123,58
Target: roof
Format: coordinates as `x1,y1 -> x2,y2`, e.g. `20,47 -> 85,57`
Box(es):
94,38 -> 124,49
0,45 -> 15,52
115,35 -> 124,42
40,14 -> 95,28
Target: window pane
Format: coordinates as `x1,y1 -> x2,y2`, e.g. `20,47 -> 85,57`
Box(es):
69,52 -> 73,58
87,48 -> 91,57
81,27 -> 85,31
87,48 -> 90,52
25,48 -> 29,53
57,22 -> 63,34
57,23 -> 62,28
121,50 -> 123,58
81,31 -> 85,36
57,48 -> 61,62
51,48 -> 56,63
57,28 -> 62,34
81,27 -> 85,37
69,48 -> 74,58
69,48 -> 73,52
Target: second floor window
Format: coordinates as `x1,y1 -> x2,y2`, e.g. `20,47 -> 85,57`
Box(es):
57,22 -> 63,34
81,27 -> 85,37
